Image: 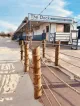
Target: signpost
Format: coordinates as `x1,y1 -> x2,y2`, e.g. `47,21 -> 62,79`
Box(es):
28,13 -> 73,24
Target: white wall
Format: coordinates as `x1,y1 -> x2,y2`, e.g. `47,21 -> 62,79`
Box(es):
32,22 -> 77,42
33,23 -> 50,35
32,22 -> 77,35
50,24 -> 56,33
70,23 -> 77,31
33,23 -> 57,35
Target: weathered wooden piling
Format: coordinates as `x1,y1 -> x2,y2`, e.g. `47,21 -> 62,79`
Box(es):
24,43 -> 29,72
55,41 -> 60,66
21,40 -> 24,60
42,40 -> 46,58
32,46 -> 42,99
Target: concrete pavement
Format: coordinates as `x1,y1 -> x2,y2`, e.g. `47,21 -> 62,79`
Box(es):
0,37 -> 43,106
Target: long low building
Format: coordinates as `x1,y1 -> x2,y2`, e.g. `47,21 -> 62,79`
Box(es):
14,13 -> 78,43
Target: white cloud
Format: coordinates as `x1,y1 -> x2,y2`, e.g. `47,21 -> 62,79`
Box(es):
74,15 -> 80,25
28,0 -> 73,17
0,20 -> 17,33
0,0 -> 73,33
75,15 -> 80,20
47,0 -> 72,16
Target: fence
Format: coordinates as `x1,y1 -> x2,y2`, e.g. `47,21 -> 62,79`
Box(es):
55,33 -> 70,42
20,39 -> 80,106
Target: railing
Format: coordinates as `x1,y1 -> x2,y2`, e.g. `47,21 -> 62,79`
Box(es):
55,33 -> 70,42
72,38 -> 80,49
49,33 -> 56,43
20,39 -> 80,106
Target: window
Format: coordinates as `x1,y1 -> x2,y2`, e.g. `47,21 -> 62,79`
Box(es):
56,24 -> 70,33
64,24 -> 70,32
56,24 -> 64,32
46,26 -> 49,32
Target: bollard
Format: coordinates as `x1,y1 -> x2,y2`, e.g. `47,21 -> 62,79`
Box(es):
42,40 -> 46,58
26,36 -> 28,41
32,46 -> 42,99
30,37 -> 32,48
55,41 -> 60,66
21,40 -> 24,60
24,43 -> 29,72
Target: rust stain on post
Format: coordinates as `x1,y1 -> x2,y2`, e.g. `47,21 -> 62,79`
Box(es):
32,46 -> 42,99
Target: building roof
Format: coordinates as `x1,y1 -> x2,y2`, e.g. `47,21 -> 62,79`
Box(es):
15,17 -> 28,33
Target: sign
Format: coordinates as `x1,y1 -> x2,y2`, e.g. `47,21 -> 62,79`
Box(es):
28,13 -> 73,24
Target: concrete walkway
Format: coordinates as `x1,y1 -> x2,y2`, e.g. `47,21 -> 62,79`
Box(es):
0,37 -> 42,106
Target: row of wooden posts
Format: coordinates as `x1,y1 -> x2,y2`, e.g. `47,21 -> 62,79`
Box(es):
20,40 -> 60,99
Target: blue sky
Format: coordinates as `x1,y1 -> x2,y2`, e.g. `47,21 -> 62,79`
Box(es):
0,0 -> 80,33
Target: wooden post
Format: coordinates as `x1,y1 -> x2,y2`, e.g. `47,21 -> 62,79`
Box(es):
30,37 -> 32,48
42,40 -> 46,58
24,43 -> 29,72
32,46 -> 42,99
21,40 -> 24,60
26,36 -> 28,41
55,41 -> 60,66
